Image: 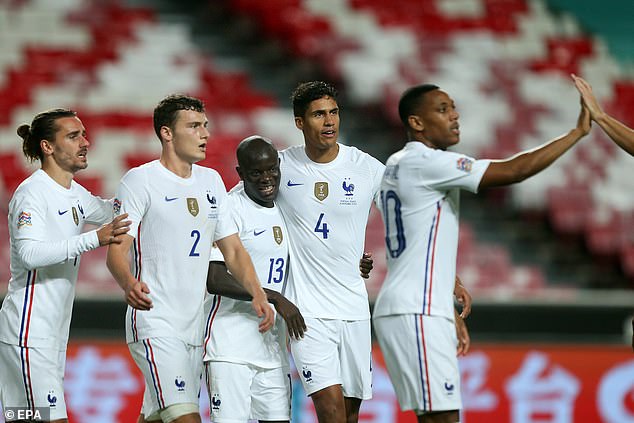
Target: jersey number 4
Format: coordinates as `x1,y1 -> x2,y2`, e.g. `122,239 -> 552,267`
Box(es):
380,190 -> 406,258
314,213 -> 330,239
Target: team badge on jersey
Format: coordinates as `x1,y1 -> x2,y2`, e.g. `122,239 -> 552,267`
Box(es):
113,198 -> 122,215
342,178 -> 355,196
207,192 -> 217,208
17,211 -> 32,228
72,207 -> 79,225
456,157 -> 473,173
272,226 -> 283,245
187,198 -> 199,216
314,182 -> 329,201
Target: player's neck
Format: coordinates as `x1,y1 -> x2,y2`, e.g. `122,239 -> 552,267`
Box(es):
159,155 -> 193,179
41,162 -> 74,189
304,143 -> 339,163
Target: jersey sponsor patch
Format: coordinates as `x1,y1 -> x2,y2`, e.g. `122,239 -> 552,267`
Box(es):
187,198 -> 199,216
17,211 -> 32,228
456,157 -> 473,173
314,182 -> 329,201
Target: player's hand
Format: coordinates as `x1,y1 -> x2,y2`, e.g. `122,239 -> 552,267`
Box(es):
252,290 -> 274,332
454,278 -> 472,319
97,213 -> 131,246
360,252 -> 373,279
455,316 -> 470,356
269,292 -> 306,340
571,74 -> 604,121
125,280 -> 152,310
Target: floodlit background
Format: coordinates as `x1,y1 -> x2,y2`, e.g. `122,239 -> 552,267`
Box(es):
0,0 -> 633,421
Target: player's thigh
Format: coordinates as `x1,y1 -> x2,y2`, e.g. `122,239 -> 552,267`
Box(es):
250,366 -> 292,422
129,337 -> 202,418
339,319 -> 372,400
0,342 -> 68,421
374,315 -> 461,413
204,361 -> 255,422
290,317 -> 341,396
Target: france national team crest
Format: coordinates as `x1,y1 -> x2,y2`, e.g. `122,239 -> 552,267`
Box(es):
187,198 -> 199,216
17,211 -> 32,228
342,178 -> 355,196
272,226 -> 283,245
456,157 -> 473,173
314,182 -> 328,201
72,207 -> 79,226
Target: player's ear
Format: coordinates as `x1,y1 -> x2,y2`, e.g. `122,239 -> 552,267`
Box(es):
40,139 -> 54,156
294,116 -> 304,131
236,165 -> 245,181
160,125 -> 173,143
408,115 -> 424,132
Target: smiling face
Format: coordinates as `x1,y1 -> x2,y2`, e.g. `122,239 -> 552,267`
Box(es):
294,96 -> 340,157
44,116 -> 90,174
412,89 -> 460,150
166,109 -> 210,165
237,145 -> 280,208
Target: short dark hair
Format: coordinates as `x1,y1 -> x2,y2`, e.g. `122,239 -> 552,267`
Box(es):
398,84 -> 440,128
153,94 -> 205,141
291,81 -> 338,117
236,135 -> 277,168
17,108 -> 77,162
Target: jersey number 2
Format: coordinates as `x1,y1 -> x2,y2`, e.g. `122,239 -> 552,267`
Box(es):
189,230 -> 201,257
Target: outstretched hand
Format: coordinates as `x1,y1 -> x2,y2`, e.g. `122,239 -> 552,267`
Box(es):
571,74 -> 604,121
97,213 -> 131,246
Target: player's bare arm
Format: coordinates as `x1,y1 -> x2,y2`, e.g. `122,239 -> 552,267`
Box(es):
216,233 -> 274,332
207,261 -> 306,339
479,103 -> 590,189
454,275 -> 471,319
106,233 -> 152,310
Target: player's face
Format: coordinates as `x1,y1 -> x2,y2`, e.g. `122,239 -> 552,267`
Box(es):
48,116 -> 90,174
417,89 -> 460,150
239,150 -> 280,208
295,96 -> 339,153
170,109 -> 210,164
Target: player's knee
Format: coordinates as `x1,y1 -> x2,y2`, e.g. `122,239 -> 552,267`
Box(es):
158,403 -> 200,423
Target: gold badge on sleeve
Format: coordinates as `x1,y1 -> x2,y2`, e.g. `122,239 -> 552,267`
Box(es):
314,182 -> 329,201
187,198 -> 199,216
273,226 -> 283,245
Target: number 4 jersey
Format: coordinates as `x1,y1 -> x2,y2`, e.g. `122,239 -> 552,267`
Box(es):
114,160 -> 234,346
204,185 -> 288,369
277,144 -> 385,321
374,142 -> 490,321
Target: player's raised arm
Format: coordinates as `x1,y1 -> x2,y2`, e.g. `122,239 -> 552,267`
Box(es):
106,233 -> 152,310
216,233 -> 274,332
572,74 -> 634,155
479,102 -> 591,189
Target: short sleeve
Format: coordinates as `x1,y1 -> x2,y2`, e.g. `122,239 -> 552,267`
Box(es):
415,150 -> 490,194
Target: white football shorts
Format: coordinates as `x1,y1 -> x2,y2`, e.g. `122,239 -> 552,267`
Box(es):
290,317 -> 372,399
373,314 -> 462,414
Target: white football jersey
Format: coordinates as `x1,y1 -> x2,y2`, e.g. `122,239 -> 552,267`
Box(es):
374,142 -> 490,320
0,169 -> 112,349
115,160 -> 234,346
276,144 -> 385,320
203,186 -> 288,369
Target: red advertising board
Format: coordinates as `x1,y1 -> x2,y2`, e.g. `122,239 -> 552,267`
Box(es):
1,342 -> 632,422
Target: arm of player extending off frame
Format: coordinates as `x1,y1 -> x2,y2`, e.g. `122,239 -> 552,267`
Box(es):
106,233 -> 153,311
207,261 -> 306,339
215,233 -> 274,332
478,103 -> 591,189
572,74 -> 634,155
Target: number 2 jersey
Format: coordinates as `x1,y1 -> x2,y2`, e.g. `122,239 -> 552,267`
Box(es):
277,144 -> 385,321
374,142 -> 490,321
115,160 -> 234,346
204,185 -> 288,369
0,169 -> 112,350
